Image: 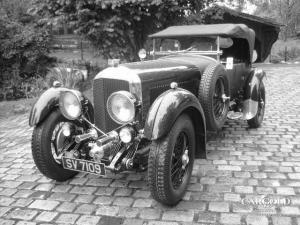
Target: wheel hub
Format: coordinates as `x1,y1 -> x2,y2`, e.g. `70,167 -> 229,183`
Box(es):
221,94 -> 230,103
181,149 -> 189,169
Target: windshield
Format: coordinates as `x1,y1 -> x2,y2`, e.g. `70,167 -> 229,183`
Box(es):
157,37 -> 218,52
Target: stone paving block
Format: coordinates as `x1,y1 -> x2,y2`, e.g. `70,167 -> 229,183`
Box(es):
281,206 -> 300,215
220,213 -> 241,224
246,215 -> 268,225
272,216 -> 292,225
276,187 -> 295,195
0,188 -> 18,196
114,188 -> 133,197
118,207 -> 139,218
75,215 -> 101,225
224,193 -> 241,202
123,218 -> 145,225
162,210 -> 194,222
234,186 -> 253,193
70,186 -> 97,195
113,197 -> 134,206
0,197 -> 15,206
175,201 -> 206,211
74,204 -> 97,215
0,219 -> 15,225
56,202 -> 77,213
0,206 -> 11,217
93,196 -> 114,205
208,202 -> 229,212
49,192 -> 76,202
94,187 -> 116,196
74,194 -> 95,203
16,221 -> 36,225
11,199 -> 33,208
139,208 -> 161,220
232,203 -> 253,213
35,211 -> 58,222
56,213 -> 79,224
132,190 -> 151,198
29,200 -> 59,211
95,205 -> 119,216
133,199 -> 153,208
51,185 -> 72,193
8,209 -> 38,220
197,212 -> 217,223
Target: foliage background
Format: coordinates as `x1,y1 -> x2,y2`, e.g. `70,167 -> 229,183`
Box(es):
33,0 -> 214,61
0,0 -> 55,100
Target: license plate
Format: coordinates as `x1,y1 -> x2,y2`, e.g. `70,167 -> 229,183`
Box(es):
62,157 -> 106,176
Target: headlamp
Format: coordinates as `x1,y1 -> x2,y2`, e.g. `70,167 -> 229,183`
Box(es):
107,91 -> 136,124
59,91 -> 82,120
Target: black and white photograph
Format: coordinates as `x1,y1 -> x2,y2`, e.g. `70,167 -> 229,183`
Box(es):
0,0 -> 300,224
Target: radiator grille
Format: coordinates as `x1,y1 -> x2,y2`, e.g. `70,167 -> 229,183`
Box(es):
93,78 -> 129,132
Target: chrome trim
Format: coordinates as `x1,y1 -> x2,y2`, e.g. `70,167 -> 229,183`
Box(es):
243,99 -> 258,120
59,90 -> 83,120
107,91 -> 136,125
94,66 -> 142,103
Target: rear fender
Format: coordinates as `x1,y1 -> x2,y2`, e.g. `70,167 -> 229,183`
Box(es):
144,88 -> 207,159
29,87 -> 94,127
243,68 -> 266,120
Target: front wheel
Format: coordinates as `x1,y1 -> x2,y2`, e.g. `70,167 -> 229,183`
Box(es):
247,82 -> 265,128
32,110 -> 82,181
147,114 -> 195,206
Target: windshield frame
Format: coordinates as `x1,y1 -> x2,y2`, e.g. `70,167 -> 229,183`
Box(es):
152,36 -> 222,61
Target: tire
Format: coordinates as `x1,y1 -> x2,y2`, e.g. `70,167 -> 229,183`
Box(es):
147,114 -> 195,206
31,110 -> 78,181
247,82 -> 265,128
198,63 -> 230,131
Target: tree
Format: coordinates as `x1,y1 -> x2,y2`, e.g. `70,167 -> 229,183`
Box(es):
33,0 -> 214,61
254,0 -> 300,39
0,0 -> 53,99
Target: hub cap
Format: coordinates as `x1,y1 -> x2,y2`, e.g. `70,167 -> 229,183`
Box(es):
51,122 -> 78,164
171,132 -> 190,190
213,78 -> 228,120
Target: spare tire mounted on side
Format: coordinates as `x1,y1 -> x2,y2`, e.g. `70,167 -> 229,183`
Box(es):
198,63 -> 230,131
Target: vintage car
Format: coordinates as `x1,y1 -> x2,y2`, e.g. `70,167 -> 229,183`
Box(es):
29,23 -> 266,205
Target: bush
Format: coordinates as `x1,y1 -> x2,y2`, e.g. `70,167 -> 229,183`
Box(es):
46,65 -> 86,89
270,54 -> 283,64
277,47 -> 300,61
0,0 -> 54,101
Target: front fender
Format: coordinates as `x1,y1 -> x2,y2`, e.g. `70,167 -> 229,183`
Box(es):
144,88 -> 207,158
29,87 -> 94,127
243,68 -> 266,120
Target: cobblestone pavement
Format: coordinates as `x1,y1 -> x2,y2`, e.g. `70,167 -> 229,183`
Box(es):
0,65 -> 300,225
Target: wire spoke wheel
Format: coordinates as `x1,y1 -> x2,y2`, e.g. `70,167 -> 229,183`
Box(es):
171,132 -> 189,190
148,114 -> 195,205
50,122 -> 76,164
31,110 -> 84,181
213,78 -> 226,120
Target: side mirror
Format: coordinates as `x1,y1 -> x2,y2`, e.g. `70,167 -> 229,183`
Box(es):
252,50 -> 258,63
138,49 -> 147,61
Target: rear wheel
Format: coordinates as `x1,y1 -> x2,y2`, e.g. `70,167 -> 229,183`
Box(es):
32,110 -> 83,181
198,64 -> 230,131
147,114 -> 195,206
247,82 -> 265,128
